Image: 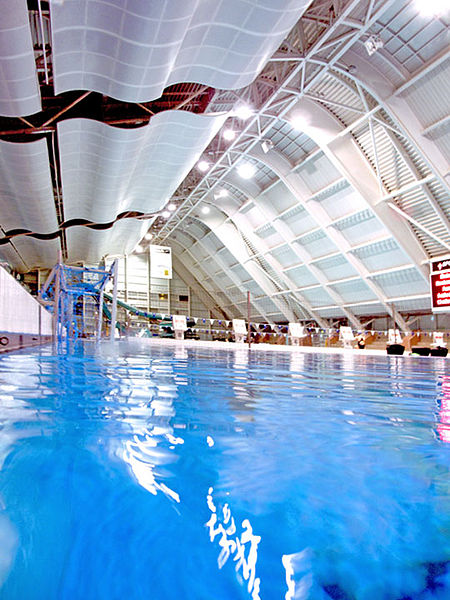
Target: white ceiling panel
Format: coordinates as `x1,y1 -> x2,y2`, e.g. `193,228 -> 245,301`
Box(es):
316,184 -> 366,220
0,0 -> 41,117
58,111 -> 226,260
336,213 -> 386,247
270,244 -> 299,268
6,238 -> 61,271
296,152 -> 341,193
348,303 -> 385,317
300,286 -> 335,307
314,254 -> 358,281
51,0 -> 313,102
352,238 -> 411,272
66,219 -> 148,264
0,139 -> 57,232
0,138 -> 58,270
389,297 -> 431,313
285,265 -> 318,287
260,184 -> 298,214
372,268 -> 430,299
297,230 -> 338,259
255,226 -> 285,249
0,244 -> 27,271
330,280 -> 377,304
281,207 -> 316,237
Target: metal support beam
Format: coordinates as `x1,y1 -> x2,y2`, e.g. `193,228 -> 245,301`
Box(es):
172,254 -> 228,320
109,259 -> 118,340
201,216 -> 297,322
217,196 -> 330,328
171,235 -> 257,319
154,0 -> 399,244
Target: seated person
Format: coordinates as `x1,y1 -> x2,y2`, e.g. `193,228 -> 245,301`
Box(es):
356,333 -> 366,349
252,332 -> 262,343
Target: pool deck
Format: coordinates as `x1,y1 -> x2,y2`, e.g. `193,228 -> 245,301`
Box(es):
136,337 -> 391,356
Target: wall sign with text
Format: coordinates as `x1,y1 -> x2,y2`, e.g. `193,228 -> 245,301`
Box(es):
150,245 -> 172,279
431,257 -> 450,312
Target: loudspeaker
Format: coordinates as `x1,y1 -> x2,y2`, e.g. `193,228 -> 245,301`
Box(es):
430,346 -> 448,357
387,344 -> 405,355
412,347 -> 431,356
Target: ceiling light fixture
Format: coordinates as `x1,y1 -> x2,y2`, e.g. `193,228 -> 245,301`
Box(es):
162,211 -> 170,218
290,114 -> 308,131
415,0 -> 449,16
135,245 -> 143,253
144,233 -> 153,241
201,205 -> 210,214
261,139 -> 274,154
364,34 -> 384,56
214,189 -> 229,199
197,160 -> 210,172
223,128 -> 236,141
234,105 -> 253,120
237,162 -> 256,179
168,203 -> 176,211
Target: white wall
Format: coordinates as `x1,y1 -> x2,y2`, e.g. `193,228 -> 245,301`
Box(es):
0,267 -> 52,334
105,254 -> 210,317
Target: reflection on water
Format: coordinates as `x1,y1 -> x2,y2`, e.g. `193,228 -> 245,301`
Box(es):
282,549 -> 314,600
122,431 -> 183,503
115,355 -> 184,503
0,340 -> 449,600
437,375 -> 450,443
289,350 -> 306,375
234,348 -> 249,369
206,486 -> 261,599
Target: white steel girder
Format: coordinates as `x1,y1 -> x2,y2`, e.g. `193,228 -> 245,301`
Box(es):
150,0 -> 437,331
248,142 -> 416,331
154,0 -> 400,244
285,98 -> 430,277
171,254 -> 227,320
170,236 -> 245,318
225,156 -> 363,329
343,48 -> 450,194
198,212 -> 298,322
206,198 -> 330,328
382,127 -> 450,238
181,229 -> 274,322
173,230 -> 273,322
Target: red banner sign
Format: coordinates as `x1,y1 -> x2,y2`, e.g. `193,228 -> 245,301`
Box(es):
431,269 -> 450,312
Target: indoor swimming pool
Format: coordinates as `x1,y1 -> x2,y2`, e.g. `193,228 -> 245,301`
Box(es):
0,340 -> 449,600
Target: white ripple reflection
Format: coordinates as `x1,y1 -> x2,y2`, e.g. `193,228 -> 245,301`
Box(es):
118,360 -> 184,504
206,486 -> 261,599
282,549 -> 314,600
122,433 -> 182,502
0,390 -> 38,587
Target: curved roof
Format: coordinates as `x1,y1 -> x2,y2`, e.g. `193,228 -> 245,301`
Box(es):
0,0 -> 448,326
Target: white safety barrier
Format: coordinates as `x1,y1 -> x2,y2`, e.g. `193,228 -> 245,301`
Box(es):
433,331 -> 446,347
0,268 -> 52,335
288,323 -> 305,346
232,319 -> 247,343
388,328 -> 403,344
340,326 -> 355,349
172,314 -> 187,340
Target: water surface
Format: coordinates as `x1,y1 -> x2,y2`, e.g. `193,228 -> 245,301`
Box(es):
0,340 -> 449,599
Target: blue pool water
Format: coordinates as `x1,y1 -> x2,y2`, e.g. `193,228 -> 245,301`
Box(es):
0,340 -> 449,600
